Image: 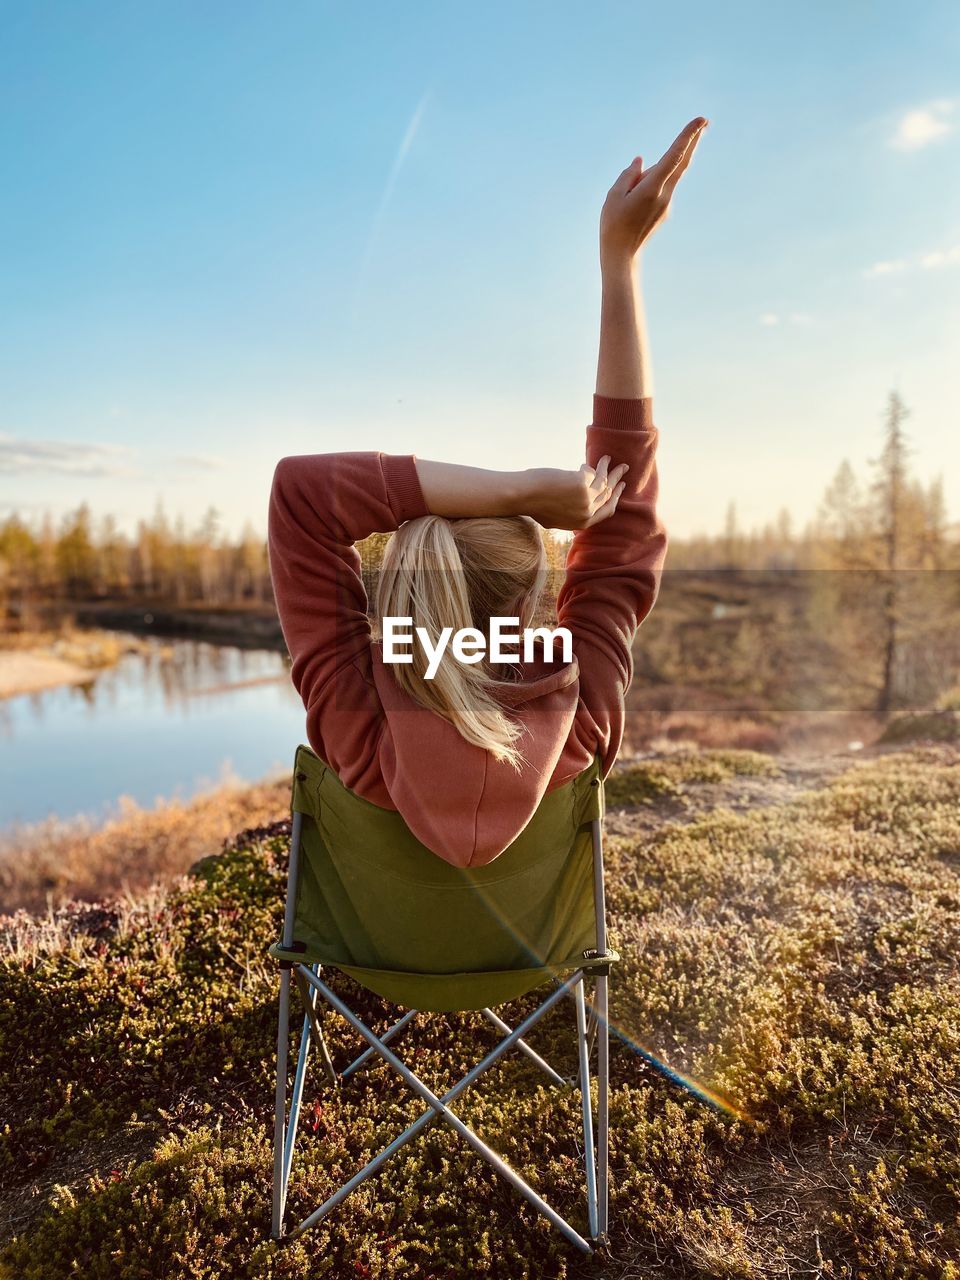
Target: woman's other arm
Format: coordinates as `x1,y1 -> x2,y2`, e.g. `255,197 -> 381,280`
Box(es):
267,451 -> 428,775
413,458 -> 626,528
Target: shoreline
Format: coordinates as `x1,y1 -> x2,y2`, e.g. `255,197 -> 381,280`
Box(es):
0,626 -> 158,701
0,651 -> 95,699
0,603 -> 287,699
66,601 -> 285,651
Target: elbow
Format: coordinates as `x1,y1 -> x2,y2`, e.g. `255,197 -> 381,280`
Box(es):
271,456 -> 295,490
268,458 -> 299,543
650,522 -> 668,568
270,456 -> 306,515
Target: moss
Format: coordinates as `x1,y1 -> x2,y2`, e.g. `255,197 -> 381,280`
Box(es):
605,747 -> 780,807
878,708 -> 960,745
2,745 -> 959,1277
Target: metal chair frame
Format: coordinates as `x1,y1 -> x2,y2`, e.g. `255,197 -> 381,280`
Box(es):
270,807 -> 614,1255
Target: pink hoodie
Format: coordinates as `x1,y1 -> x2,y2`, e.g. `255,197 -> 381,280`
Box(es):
267,394 -> 666,868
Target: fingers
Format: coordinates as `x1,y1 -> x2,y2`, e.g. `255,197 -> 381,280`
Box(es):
660,116 -> 708,175
610,155 -> 645,195
625,156 -> 645,194
584,456 -> 629,522
588,457 -> 629,491
646,116 -> 707,190
659,118 -> 707,199
586,480 -> 627,526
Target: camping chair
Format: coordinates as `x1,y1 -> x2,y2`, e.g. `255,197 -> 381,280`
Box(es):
267,743 -> 620,1255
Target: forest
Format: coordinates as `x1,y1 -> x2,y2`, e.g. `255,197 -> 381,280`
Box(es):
3,393 -> 957,720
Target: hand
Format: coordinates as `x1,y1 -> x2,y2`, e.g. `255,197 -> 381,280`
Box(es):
599,116 -> 708,266
525,456 -> 630,530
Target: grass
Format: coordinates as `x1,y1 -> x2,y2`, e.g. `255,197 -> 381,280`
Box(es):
0,744 -> 958,1277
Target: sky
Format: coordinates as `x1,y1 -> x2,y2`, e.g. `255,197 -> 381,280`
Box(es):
1,0 -> 958,542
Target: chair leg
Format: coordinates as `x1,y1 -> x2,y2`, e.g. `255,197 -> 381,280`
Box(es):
341,1008 -> 418,1080
295,965 -> 339,1087
585,977 -> 599,1061
596,971 -> 610,1243
480,1007 -> 567,1087
271,966 -> 293,1239
575,978 -> 599,1239
273,967 -> 323,1239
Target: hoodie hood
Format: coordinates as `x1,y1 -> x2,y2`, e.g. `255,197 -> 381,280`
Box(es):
370,638 -> 582,868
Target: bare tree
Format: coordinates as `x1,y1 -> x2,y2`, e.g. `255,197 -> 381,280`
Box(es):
871,392 -> 910,715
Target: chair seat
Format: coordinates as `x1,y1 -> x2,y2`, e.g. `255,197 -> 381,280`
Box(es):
268,746 -> 608,1013
267,941 -> 620,1012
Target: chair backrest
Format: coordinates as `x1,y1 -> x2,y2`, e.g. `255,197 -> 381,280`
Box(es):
269,744 -> 608,1011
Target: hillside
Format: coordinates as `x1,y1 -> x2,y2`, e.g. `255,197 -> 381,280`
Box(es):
1,743 -> 959,1278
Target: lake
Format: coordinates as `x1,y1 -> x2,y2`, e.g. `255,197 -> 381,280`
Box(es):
0,633 -> 307,830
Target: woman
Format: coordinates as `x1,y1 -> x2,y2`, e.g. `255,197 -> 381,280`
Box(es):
268,117 -> 707,869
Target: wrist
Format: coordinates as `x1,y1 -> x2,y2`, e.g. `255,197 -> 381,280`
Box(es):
600,247 -> 638,278
508,469 -> 548,517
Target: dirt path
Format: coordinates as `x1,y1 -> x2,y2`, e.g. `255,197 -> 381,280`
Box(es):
600,743 -> 905,844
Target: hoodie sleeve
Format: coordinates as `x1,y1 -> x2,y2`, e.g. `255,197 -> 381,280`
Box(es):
267,451 -> 429,771
557,395 -> 668,776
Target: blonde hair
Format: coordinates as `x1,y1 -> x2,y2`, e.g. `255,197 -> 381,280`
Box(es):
375,515 -> 549,770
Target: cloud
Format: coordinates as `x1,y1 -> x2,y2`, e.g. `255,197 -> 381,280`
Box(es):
0,435 -> 140,478
920,245 -> 960,270
172,453 -> 224,471
889,100 -> 955,150
759,312 -> 814,327
863,259 -> 908,279
864,245 -> 960,278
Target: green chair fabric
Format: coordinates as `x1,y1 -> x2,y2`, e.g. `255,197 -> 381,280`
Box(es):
267,744 -> 618,1012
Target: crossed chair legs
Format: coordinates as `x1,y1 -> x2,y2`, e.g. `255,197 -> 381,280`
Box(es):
271,962 -> 611,1254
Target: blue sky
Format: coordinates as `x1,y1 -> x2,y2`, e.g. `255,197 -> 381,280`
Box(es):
1,0 -> 957,541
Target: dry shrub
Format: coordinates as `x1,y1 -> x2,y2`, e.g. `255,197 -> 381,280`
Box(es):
0,775 -> 291,915
0,623 -> 151,668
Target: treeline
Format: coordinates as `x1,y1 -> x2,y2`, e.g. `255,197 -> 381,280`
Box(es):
668,394 -> 954,572
2,393 -> 956,610
0,507 -> 571,617
3,393 -> 957,712
0,504 -> 274,612
661,395 -> 960,714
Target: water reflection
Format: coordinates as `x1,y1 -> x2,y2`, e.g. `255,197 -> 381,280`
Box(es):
0,632 -> 306,829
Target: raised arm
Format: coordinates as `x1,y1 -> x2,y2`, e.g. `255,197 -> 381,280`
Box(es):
595,244 -> 652,398
559,117 -> 708,774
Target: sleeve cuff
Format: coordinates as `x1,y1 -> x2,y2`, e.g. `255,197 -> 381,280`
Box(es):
381,453 -> 430,523
591,394 -> 655,432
